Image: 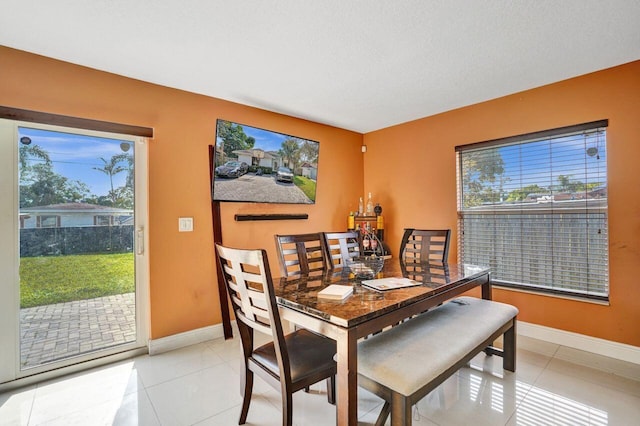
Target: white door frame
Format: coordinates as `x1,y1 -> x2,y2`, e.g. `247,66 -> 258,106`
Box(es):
0,119 -> 19,384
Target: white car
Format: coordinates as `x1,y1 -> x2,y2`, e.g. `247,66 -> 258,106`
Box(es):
275,167 -> 294,183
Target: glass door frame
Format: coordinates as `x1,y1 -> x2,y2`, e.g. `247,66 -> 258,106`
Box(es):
0,119 -> 149,386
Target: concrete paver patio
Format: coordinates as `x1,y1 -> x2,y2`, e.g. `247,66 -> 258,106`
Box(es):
20,292 -> 136,369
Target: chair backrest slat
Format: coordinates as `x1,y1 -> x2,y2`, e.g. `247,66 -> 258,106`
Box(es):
400,229 -> 451,264
216,244 -> 285,341
322,231 -> 361,270
275,233 -> 328,277
221,255 -> 268,325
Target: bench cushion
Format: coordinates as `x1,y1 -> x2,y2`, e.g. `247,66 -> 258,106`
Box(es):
358,296 -> 518,397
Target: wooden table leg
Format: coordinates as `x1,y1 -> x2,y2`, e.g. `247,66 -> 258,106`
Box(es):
335,328 -> 358,425
482,274 -> 492,300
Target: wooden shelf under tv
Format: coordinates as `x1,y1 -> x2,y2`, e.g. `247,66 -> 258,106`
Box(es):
234,214 -> 308,221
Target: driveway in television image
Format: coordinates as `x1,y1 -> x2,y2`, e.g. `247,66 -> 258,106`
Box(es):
214,172 -> 313,204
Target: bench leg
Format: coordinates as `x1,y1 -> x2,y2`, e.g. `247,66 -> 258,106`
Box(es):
503,320 -> 517,372
327,376 -> 335,405
390,393 -> 411,426
483,346 -> 501,357
374,401 -> 390,426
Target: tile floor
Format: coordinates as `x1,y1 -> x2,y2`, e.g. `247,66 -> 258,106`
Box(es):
1,334 -> 639,425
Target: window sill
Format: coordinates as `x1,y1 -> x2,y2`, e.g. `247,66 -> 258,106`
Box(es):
492,283 -> 610,306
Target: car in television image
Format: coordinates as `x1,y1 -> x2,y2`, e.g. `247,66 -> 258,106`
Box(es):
215,161 -> 248,178
275,167 -> 294,183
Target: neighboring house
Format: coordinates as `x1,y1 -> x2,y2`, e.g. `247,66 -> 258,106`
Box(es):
300,162 -> 317,180
588,185 -> 607,198
20,203 -> 133,229
233,149 -> 284,170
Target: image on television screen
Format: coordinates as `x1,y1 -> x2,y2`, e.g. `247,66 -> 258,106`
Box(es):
212,119 -> 319,204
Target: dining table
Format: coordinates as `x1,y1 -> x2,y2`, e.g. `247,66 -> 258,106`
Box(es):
274,259 -> 492,425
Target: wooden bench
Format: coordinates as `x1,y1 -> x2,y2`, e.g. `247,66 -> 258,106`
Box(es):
357,296 -> 518,426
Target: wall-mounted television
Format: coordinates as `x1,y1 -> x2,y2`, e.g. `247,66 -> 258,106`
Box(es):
212,119 -> 320,204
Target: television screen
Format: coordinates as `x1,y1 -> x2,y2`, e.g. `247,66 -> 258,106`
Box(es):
212,119 -> 319,204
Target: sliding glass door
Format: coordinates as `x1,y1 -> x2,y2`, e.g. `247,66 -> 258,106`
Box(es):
0,119 -> 148,383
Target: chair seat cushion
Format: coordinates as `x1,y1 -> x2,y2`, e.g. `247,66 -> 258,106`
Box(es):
253,328 -> 337,383
358,296 -> 518,396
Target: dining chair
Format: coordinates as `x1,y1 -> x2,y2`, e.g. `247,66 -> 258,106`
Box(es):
322,230 -> 362,270
215,244 -> 336,426
274,232 -> 329,277
399,228 -> 451,264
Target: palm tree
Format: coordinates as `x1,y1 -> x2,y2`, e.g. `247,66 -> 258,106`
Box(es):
93,156 -> 126,204
279,139 -> 300,171
112,152 -> 134,188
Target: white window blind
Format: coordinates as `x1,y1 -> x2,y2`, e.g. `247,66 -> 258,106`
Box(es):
456,120 -> 609,300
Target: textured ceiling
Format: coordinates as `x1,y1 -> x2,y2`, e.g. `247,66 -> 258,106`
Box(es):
1,1 -> 639,133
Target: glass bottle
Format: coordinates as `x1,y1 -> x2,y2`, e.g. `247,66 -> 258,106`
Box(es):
362,232 -> 371,251
366,192 -> 374,215
371,234 -> 379,252
347,211 -> 355,230
358,197 -> 364,215
371,224 -> 380,255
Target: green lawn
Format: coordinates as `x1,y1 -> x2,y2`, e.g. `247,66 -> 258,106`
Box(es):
20,253 -> 134,308
294,176 -> 317,201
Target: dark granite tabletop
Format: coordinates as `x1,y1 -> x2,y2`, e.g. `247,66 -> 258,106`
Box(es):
274,260 -> 490,328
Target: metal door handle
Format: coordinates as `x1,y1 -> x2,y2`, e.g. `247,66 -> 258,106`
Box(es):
136,227 -> 144,255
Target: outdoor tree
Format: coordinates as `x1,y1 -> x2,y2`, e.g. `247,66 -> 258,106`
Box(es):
298,140 -> 319,164
505,184 -> 549,202
19,144 -> 53,191
19,144 -> 90,207
109,186 -> 134,209
279,138 -> 301,171
460,149 -> 505,207
215,121 -> 256,163
113,152 -> 134,189
93,156 -> 126,205
556,174 -> 597,193
19,144 -> 51,172
557,175 -> 572,192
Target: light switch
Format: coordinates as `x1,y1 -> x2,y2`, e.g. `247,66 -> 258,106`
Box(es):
178,217 -> 194,232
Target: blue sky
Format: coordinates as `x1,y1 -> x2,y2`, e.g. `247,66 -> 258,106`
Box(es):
241,125 -> 287,151
482,132 -> 607,193
18,127 -> 132,197
20,124 -> 602,199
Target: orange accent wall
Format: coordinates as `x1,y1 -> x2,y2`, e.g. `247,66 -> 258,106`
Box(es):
0,46 -> 364,339
363,60 -> 640,347
3,45 -> 639,347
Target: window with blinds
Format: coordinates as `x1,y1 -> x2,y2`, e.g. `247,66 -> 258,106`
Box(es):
456,120 -> 609,301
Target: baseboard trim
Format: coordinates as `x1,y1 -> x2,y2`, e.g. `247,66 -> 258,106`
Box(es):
148,322 -> 234,355
518,321 -> 640,365
148,320 -> 640,367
